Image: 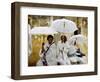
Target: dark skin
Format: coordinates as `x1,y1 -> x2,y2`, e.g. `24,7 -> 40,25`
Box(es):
41,42 -> 45,53
41,36 -> 54,66
48,37 -> 53,45
41,37 -> 53,54
61,35 -> 67,43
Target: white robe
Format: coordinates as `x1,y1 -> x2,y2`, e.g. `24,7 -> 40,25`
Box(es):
57,41 -> 71,65
37,42 -> 57,66
68,45 -> 87,64
28,25 -> 32,56
68,34 -> 88,64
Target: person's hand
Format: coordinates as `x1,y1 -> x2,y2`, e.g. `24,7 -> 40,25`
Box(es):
41,48 -> 45,53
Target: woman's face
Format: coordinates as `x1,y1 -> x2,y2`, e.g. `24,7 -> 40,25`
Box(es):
61,35 -> 67,43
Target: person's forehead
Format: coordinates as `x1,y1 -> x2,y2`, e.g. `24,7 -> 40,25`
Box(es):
61,35 -> 65,38
49,37 -> 53,39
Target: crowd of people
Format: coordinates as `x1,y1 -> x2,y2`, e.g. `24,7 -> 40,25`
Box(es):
36,30 -> 88,66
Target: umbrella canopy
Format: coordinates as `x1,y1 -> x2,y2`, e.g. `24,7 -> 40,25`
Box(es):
31,27 -> 57,35
51,19 -> 78,33
68,34 -> 88,55
68,34 -> 87,45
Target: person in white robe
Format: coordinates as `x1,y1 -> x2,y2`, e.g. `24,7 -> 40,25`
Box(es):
67,30 -> 88,64
28,24 -> 32,56
37,35 -> 57,66
57,35 -> 71,65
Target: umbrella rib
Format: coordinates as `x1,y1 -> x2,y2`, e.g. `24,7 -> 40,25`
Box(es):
64,21 -> 65,28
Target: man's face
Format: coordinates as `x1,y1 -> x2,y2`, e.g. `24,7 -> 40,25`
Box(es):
48,38 -> 53,44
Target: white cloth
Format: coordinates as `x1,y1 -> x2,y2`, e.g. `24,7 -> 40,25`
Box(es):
68,46 -> 87,64
68,34 -> 88,64
77,56 -> 88,64
68,34 -> 88,55
28,25 -> 32,56
57,41 -> 71,65
37,42 -> 57,66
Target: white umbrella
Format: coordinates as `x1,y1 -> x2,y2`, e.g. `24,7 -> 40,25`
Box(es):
51,18 -> 78,33
68,34 -> 88,56
68,34 -> 87,45
31,27 -> 57,35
